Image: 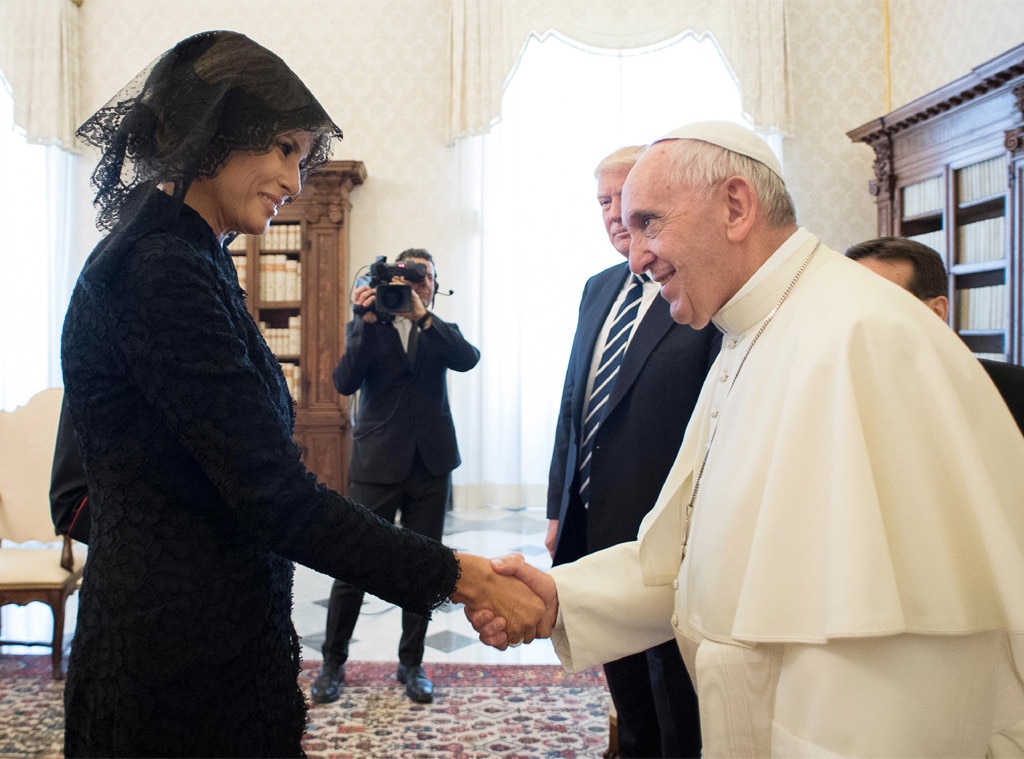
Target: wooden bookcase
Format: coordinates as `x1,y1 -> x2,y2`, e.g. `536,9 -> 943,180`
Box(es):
227,160 -> 367,492
847,43 -> 1024,364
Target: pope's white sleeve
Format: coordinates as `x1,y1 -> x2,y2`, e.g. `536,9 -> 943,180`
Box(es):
548,540 -> 676,673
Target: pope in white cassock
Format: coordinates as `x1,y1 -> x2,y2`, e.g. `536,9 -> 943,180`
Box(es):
468,121 -> 1024,757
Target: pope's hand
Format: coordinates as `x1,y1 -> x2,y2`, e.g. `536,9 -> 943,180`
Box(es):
463,553 -> 558,649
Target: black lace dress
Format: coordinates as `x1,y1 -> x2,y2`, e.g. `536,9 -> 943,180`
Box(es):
60,191 -> 459,758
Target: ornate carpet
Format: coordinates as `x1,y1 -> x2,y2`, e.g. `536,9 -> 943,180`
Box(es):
0,656 -> 610,758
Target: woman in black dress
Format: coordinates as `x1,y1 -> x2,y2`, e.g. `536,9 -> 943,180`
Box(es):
61,30 -> 542,758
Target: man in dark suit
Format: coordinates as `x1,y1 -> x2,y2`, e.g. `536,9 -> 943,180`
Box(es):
311,248 -> 480,704
546,147 -> 720,758
845,236 -> 1024,434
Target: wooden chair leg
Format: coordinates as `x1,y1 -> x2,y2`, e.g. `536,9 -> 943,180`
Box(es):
604,712 -> 619,758
49,597 -> 66,681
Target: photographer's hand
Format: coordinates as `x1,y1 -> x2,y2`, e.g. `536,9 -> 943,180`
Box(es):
352,285 -> 378,323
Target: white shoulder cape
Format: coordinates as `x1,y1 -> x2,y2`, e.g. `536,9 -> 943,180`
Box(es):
638,232 -> 1024,644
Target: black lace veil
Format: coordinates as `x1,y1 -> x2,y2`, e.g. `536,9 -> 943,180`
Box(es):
77,31 -> 343,230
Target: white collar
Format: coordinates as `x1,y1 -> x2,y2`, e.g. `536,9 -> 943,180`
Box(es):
712,228 -> 817,335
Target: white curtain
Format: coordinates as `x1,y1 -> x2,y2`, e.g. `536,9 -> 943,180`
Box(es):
0,84 -> 75,411
449,31 -> 763,511
0,0 -> 79,410
447,0 -> 791,143
0,0 -> 81,149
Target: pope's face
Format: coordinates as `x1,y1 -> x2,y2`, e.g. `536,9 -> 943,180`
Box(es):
623,143 -> 730,329
186,130 -> 314,241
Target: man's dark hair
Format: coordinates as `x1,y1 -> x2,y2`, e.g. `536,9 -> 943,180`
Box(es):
396,248 -> 434,267
397,247 -> 437,279
396,248 -> 438,301
844,236 -> 948,300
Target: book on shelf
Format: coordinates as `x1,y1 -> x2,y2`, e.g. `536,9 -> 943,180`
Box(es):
902,176 -> 944,217
231,255 -> 247,291
908,230 -> 945,256
263,223 -> 301,251
279,361 -> 302,403
259,254 -> 302,302
257,316 -> 302,357
956,284 -> 1006,332
227,233 -> 248,252
955,217 -> 1005,265
956,155 -> 1007,203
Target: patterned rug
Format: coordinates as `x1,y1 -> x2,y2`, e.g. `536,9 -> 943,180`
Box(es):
0,656 -> 610,758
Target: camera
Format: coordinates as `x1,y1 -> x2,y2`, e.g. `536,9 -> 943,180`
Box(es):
355,256 -> 428,319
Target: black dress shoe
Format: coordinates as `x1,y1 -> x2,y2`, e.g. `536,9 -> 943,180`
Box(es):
396,663 -> 433,703
310,662 -> 346,704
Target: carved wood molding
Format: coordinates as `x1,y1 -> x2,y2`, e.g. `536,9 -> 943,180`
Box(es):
1006,125 -> 1024,155
865,133 -> 894,199
1013,82 -> 1024,124
1006,126 -> 1024,192
302,161 -> 366,224
849,42 -> 1024,146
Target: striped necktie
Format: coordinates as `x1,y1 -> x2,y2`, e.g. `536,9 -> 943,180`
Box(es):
578,273 -> 647,510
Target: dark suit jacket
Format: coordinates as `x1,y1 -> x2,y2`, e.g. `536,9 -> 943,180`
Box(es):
980,358 -> 1024,435
547,262 -> 722,564
334,315 -> 479,484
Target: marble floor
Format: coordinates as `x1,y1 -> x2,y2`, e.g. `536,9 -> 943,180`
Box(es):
294,504 -> 562,668
2,505 -> 562,669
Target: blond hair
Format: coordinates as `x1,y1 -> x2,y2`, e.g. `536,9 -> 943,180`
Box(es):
594,145 -> 646,178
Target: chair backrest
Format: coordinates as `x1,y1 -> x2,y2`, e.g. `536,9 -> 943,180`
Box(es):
0,388 -> 64,543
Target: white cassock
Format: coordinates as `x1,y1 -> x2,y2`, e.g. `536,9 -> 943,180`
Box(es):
549,228 -> 1024,757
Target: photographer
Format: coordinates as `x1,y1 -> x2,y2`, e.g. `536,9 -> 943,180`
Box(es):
312,248 -> 480,704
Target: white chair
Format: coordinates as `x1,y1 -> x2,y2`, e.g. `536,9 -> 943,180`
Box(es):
0,388 -> 87,679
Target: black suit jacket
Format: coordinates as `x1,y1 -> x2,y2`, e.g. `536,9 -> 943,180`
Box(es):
334,315 -> 479,485
980,358 -> 1024,435
547,262 -> 721,564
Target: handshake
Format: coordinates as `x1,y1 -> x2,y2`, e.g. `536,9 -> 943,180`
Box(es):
452,553 -> 559,650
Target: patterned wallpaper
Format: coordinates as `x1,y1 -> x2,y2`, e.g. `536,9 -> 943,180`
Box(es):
71,0 -> 1023,298
785,0 -> 887,252
73,0 -> 459,294
890,0 -> 1024,109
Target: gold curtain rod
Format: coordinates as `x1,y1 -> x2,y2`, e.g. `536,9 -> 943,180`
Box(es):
70,0 -> 83,6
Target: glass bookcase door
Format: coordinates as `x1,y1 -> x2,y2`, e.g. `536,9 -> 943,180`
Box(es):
256,221 -> 303,402
900,174 -> 946,257
952,155 -> 1008,360
227,223 -> 305,403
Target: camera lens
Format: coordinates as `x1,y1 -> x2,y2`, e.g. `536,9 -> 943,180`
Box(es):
376,284 -> 413,313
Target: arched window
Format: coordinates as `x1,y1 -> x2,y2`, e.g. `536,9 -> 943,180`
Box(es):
451,31 -> 779,510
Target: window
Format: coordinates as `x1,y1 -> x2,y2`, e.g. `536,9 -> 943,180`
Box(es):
0,78 -> 73,411
0,78 -> 76,651
452,31 -> 777,509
